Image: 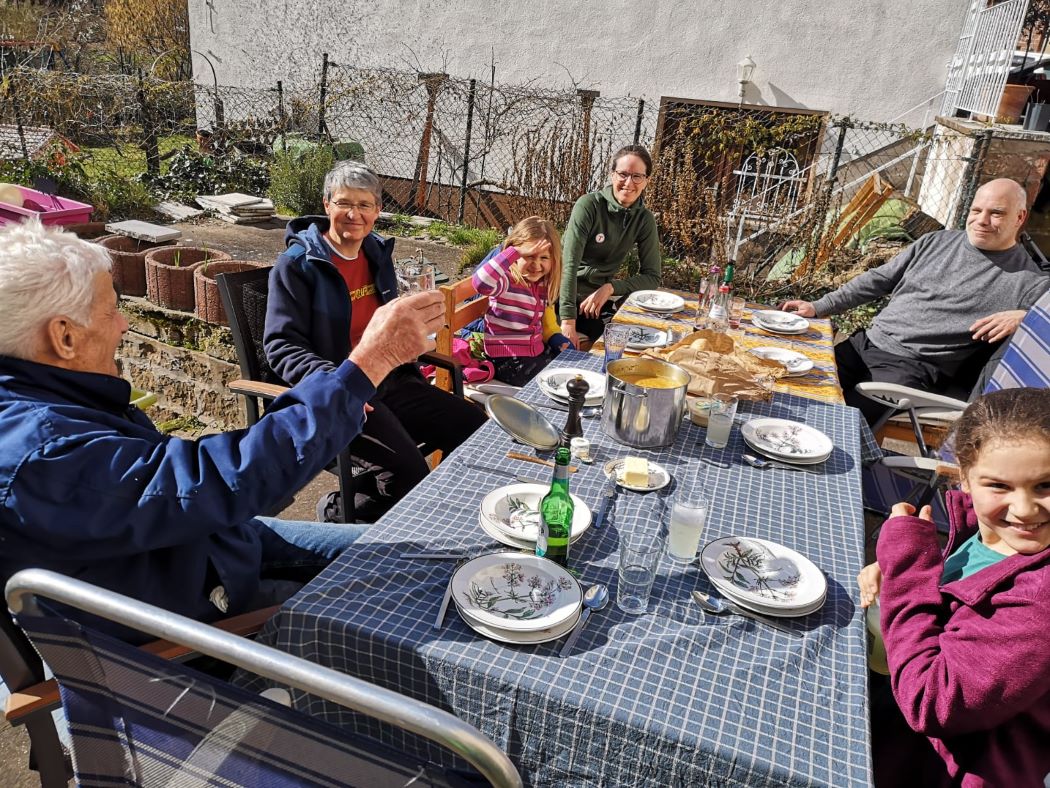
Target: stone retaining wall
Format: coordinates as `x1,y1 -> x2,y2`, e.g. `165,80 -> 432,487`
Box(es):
117,296 -> 246,430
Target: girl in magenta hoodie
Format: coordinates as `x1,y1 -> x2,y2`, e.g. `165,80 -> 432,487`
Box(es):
858,387 -> 1050,787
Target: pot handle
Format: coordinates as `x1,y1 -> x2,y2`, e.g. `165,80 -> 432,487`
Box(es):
610,381 -> 648,401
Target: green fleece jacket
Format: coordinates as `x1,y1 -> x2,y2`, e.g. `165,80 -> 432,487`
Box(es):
558,185 -> 662,319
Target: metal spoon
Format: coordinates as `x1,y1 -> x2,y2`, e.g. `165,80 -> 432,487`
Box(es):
742,453 -> 823,474
691,590 -> 801,637
559,583 -> 610,656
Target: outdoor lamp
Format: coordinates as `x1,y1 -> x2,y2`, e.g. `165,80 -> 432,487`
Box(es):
737,55 -> 756,103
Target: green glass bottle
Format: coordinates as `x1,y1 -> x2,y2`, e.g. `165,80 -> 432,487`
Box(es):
722,260 -> 735,290
536,446 -> 573,567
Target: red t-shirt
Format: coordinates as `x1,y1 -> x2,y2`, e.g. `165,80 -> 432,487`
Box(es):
326,241 -> 380,349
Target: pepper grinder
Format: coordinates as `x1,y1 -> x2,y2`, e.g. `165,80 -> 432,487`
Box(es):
560,375 -> 590,446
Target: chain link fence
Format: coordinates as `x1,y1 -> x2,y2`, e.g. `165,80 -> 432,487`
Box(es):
0,58 -> 1012,297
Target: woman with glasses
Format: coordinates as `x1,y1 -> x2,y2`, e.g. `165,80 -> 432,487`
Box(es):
264,160 -> 487,522
558,144 -> 662,347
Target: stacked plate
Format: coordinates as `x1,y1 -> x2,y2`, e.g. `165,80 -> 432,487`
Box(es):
629,290 -> 685,314
536,368 -> 605,407
700,536 -> 827,617
740,417 -> 833,465
748,346 -> 814,377
451,551 -> 583,643
752,310 -> 810,335
623,325 -> 668,350
479,483 -> 592,550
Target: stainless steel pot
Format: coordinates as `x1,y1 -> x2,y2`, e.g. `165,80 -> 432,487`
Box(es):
602,357 -> 691,448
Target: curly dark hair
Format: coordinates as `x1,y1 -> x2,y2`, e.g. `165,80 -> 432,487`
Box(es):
952,387 -> 1050,472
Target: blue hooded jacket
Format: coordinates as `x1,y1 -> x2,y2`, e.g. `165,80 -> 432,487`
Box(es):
0,354 -> 374,633
264,216 -> 398,386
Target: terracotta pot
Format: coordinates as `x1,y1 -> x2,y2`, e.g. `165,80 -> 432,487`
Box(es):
65,221 -> 109,240
96,235 -> 171,297
996,84 -> 1035,124
145,246 -> 232,311
194,259 -> 269,325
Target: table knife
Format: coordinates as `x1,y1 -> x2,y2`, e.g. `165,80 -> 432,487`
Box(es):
592,482 -> 617,529
433,581 -> 454,629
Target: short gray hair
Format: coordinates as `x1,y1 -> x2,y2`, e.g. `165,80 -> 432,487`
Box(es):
323,161 -> 382,205
0,219 -> 112,359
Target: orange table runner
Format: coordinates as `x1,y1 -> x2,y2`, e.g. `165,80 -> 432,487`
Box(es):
592,295 -> 845,405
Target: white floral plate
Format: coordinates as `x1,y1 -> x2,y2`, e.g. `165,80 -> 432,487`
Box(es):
630,290 -> 686,313
537,368 -> 606,404
748,346 -> 814,376
740,418 -> 833,462
477,514 -> 587,551
479,483 -> 591,543
752,310 -> 810,335
451,552 -> 582,632
454,598 -> 582,644
700,536 -> 826,610
720,585 -> 827,618
624,326 -> 669,350
602,458 -> 671,492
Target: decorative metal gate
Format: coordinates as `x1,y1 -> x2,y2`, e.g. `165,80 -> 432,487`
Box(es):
941,0 -> 1027,118
728,148 -> 805,258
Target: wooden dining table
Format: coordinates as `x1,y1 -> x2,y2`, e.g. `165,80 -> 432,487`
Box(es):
594,292 -> 845,405
246,345 -> 879,786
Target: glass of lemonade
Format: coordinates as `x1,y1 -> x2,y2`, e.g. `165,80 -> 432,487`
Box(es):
704,393 -> 739,449
666,489 -> 709,564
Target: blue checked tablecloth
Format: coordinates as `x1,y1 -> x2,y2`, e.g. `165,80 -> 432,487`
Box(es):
254,350 -> 879,787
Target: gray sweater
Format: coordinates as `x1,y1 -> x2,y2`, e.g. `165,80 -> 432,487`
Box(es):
812,230 -> 1050,363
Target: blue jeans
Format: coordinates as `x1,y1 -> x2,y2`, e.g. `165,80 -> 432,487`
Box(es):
248,516 -> 369,608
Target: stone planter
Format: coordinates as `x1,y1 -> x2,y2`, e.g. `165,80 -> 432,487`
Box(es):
194,259 -> 269,325
97,235 -> 171,297
65,221 -> 110,240
145,246 -> 232,312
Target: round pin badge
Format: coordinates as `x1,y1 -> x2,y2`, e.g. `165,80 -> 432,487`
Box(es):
595,233 -> 605,243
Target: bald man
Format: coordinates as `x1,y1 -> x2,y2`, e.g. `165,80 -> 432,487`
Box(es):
781,178 -> 1050,423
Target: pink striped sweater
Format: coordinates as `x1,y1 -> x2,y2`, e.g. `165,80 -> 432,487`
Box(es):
471,247 -> 549,358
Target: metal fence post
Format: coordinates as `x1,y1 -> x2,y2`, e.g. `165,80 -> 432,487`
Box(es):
318,52 -> 329,140
458,78 -> 477,225
634,98 -> 645,145
9,88 -> 29,161
955,128 -> 994,229
276,80 -> 287,151
137,69 -> 160,176
578,89 -> 599,193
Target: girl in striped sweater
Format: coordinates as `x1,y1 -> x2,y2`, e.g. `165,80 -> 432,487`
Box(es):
471,216 -> 574,386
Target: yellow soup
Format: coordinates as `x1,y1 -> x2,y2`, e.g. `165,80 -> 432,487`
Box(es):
618,374 -> 680,389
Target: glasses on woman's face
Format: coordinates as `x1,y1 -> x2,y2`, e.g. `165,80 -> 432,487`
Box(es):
331,201 -> 377,213
613,170 -> 648,184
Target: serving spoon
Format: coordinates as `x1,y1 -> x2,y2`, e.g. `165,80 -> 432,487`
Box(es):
742,453 -> 822,474
559,583 -> 609,656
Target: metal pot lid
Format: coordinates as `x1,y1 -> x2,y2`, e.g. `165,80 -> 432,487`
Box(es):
484,395 -> 560,451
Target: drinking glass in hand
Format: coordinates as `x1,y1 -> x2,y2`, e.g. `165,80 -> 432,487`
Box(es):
704,393 -> 739,449
396,261 -> 436,295
666,490 -> 709,564
617,535 -> 663,614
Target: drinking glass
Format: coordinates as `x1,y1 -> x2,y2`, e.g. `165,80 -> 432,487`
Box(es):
667,324 -> 692,346
666,488 -> 709,564
728,297 -> 746,330
602,324 -> 630,372
704,393 -> 739,449
617,535 -> 663,614
395,261 -> 436,294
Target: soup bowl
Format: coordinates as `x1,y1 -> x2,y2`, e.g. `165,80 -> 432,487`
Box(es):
602,357 -> 691,448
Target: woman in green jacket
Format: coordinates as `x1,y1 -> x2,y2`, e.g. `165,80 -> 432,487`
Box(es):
558,144 -> 662,346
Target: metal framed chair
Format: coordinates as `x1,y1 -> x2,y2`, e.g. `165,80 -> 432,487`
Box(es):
216,268 -> 464,522
5,568 -> 521,788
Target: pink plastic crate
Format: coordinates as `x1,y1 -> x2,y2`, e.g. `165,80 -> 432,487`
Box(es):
0,185 -> 93,226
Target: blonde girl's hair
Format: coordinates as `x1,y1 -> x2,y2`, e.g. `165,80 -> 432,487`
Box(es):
952,387 -> 1050,472
502,216 -> 562,302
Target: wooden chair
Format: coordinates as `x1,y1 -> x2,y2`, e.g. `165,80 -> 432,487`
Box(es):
434,275 -> 489,394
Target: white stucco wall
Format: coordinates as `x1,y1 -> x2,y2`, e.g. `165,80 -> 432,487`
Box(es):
189,0 -> 965,124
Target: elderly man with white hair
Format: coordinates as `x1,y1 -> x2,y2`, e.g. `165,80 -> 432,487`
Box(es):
782,178 -> 1050,423
0,220 -> 442,634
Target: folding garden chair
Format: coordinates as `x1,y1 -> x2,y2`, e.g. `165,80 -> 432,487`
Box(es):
216,267 -> 464,522
5,568 -> 522,788
860,290 -> 1050,526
